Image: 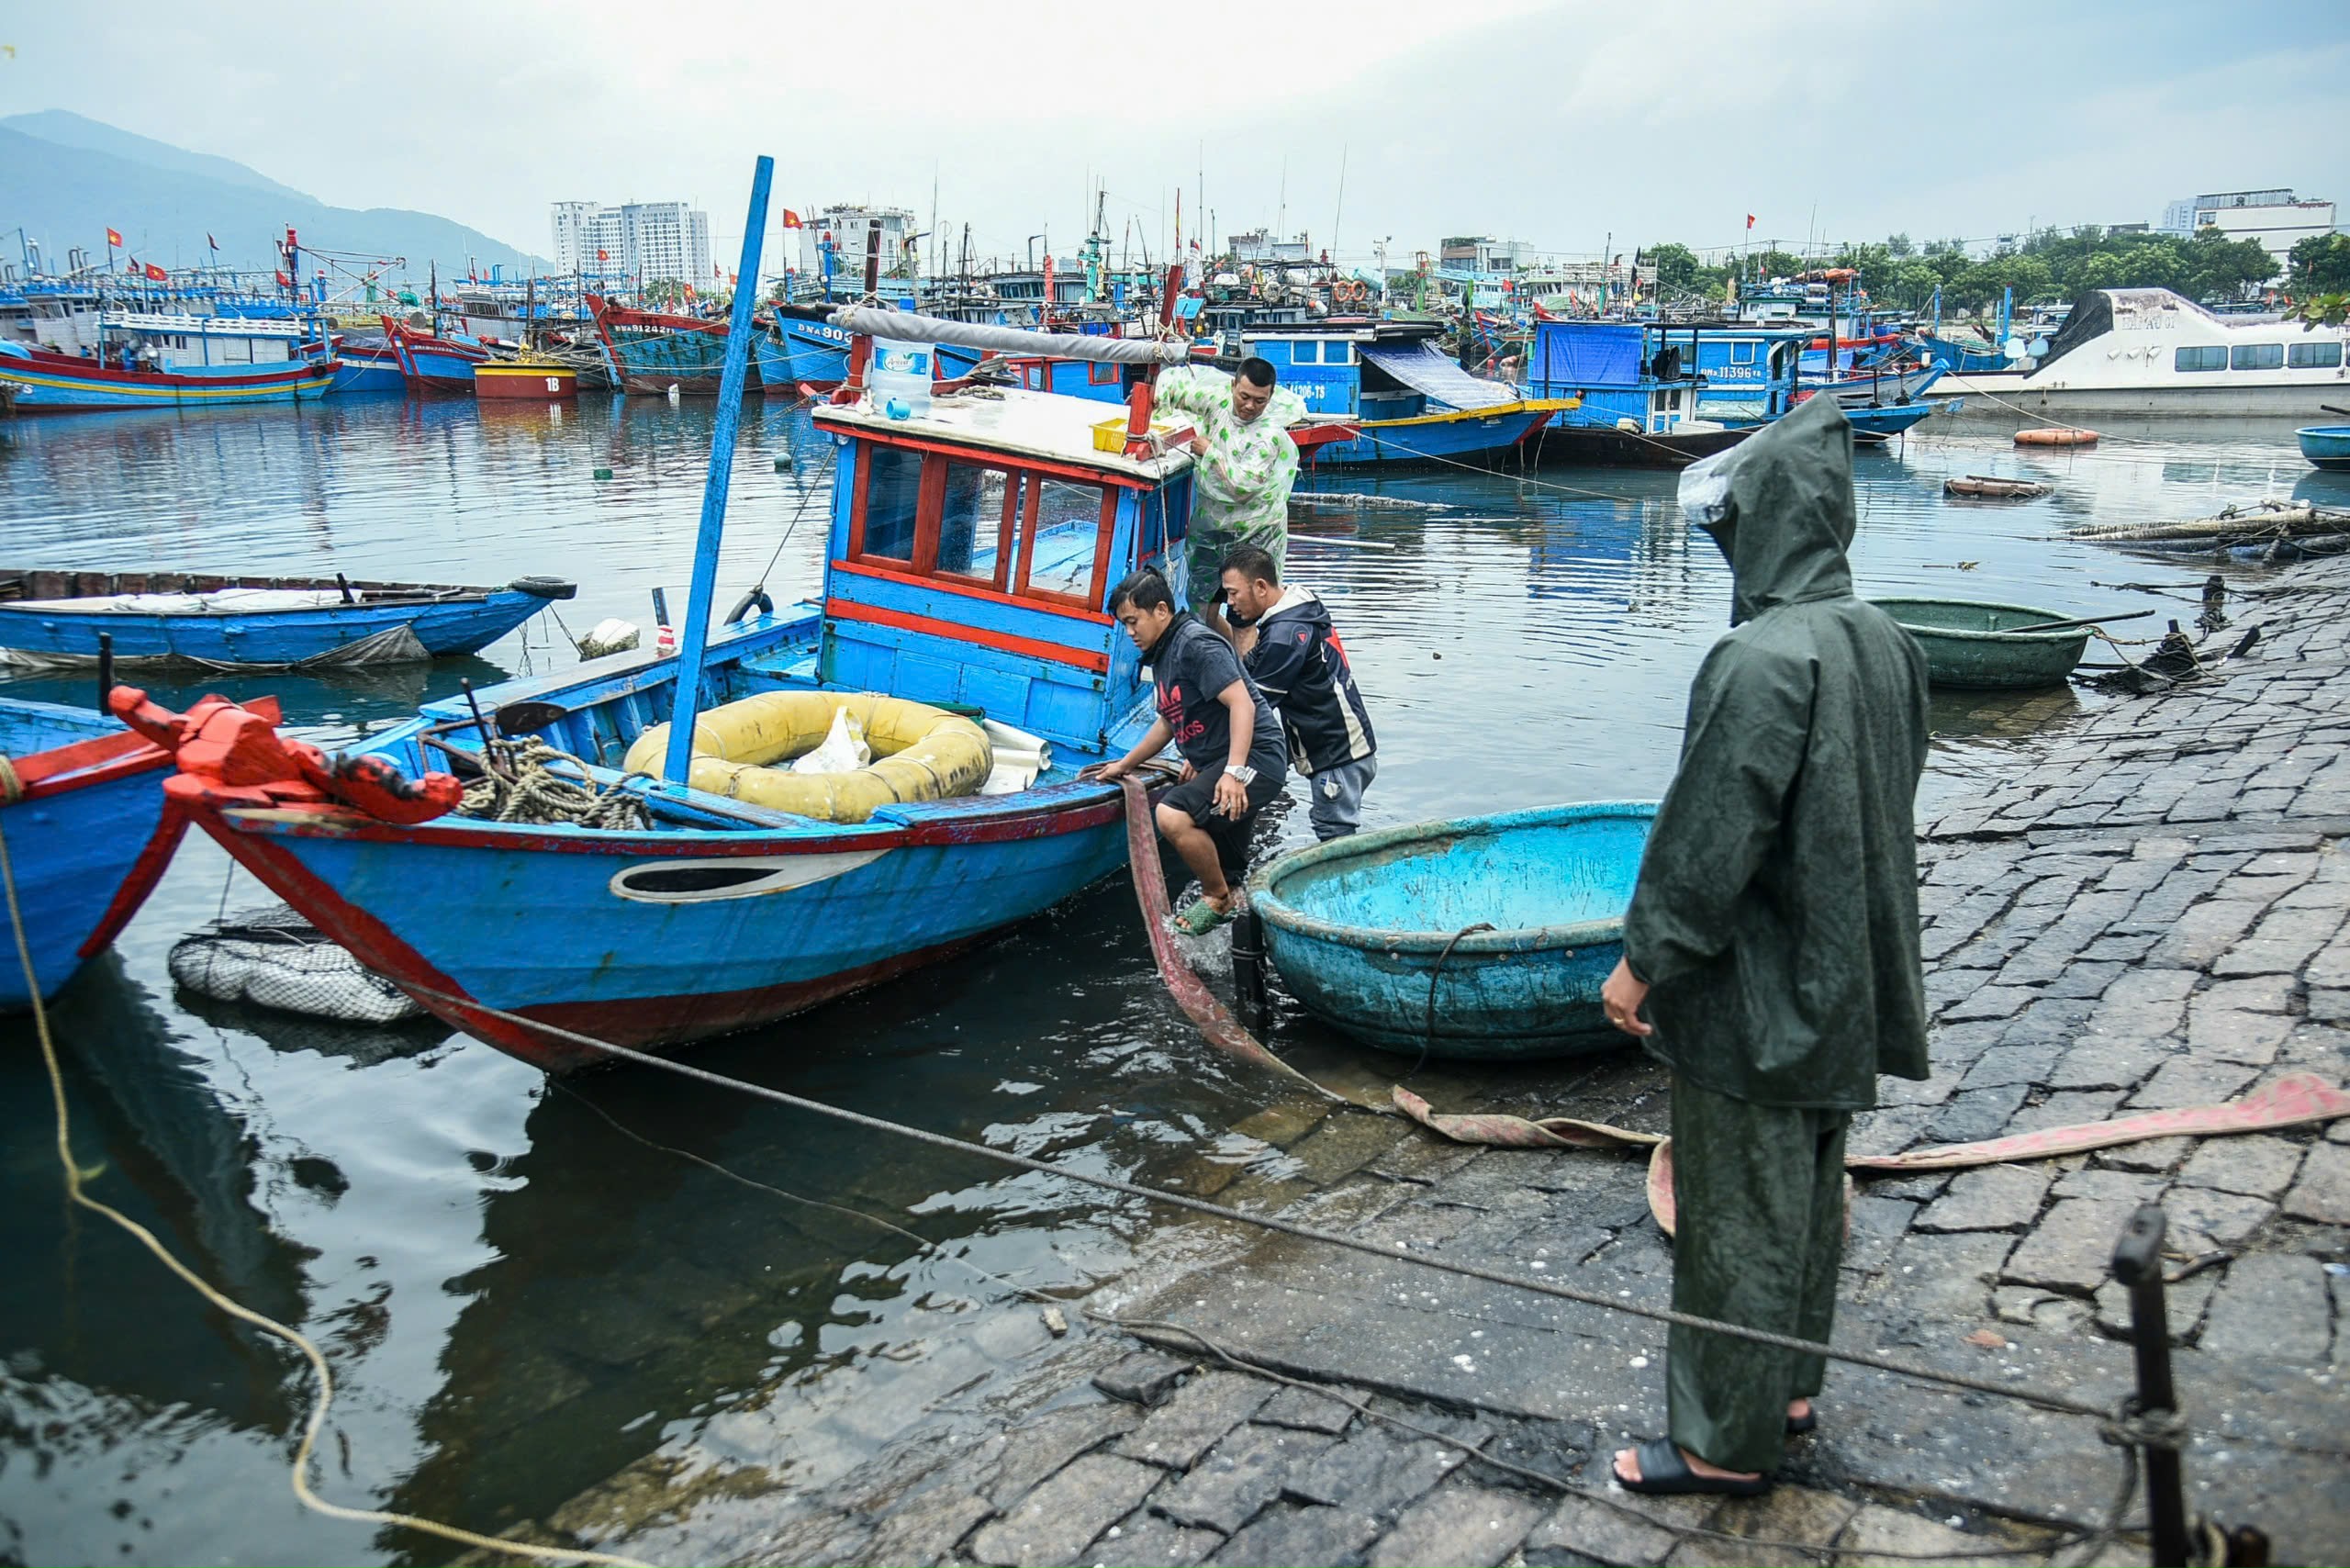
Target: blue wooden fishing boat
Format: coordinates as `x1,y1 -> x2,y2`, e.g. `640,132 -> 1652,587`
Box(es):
2299,425 -> 2350,472
123,157 -> 1224,1072
0,318 -> 334,411
0,696 -> 184,1010
1248,801 -> 1657,1059
759,315 -> 856,390
327,334 -> 406,395
1523,319 -> 1791,467
1241,322 -> 1572,467
588,293 -> 743,396
379,315 -> 492,396
0,567 -> 576,667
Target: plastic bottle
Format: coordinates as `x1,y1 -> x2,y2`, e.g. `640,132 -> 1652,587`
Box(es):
867,342 -> 934,420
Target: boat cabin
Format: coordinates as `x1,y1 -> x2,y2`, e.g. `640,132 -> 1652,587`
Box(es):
810,386 -> 1198,753
0,301 -> 319,369
1527,319 -> 1802,431
1240,320 -> 1493,420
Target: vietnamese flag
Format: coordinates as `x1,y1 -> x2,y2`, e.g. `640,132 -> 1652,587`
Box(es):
274,269 -> 290,287
597,248 -> 609,262
780,208 -> 803,229
106,227 -> 123,248
143,262 -> 168,283
1746,214 -> 1756,230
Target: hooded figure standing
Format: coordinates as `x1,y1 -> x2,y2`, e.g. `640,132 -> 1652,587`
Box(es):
1600,395 -> 1931,1497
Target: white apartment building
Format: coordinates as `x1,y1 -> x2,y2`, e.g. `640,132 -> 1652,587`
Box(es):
550,199 -> 714,286
2157,189 -> 2338,276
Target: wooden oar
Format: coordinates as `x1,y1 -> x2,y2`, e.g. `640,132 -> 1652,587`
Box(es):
2002,609 -> 2156,635
2321,404 -> 2350,417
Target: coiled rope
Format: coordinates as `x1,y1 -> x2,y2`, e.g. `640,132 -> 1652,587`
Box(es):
0,816 -> 649,1568
460,738 -> 650,830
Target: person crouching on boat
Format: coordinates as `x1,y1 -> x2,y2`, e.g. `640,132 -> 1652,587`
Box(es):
1215,543 -> 1379,840
1088,566 -> 1288,935
1598,395 -> 1930,1499
1154,358 -> 1307,632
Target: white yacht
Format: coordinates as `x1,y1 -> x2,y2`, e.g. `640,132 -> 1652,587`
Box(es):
1930,288 -> 2347,416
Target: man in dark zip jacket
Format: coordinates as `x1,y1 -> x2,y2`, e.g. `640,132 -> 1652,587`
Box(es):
1599,393 -> 1931,1497
1217,543 -> 1379,839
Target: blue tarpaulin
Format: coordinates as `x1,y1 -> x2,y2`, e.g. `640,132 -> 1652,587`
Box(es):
1360,342 -> 1518,411
1534,322 -> 1643,387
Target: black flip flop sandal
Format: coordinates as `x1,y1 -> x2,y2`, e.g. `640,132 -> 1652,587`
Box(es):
1614,1438 -> 1772,1497
1787,1409 -> 1818,1435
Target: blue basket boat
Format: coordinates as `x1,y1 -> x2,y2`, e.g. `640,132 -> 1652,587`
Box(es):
0,568 -> 575,668
0,696 -> 184,1010
1248,801 -> 1657,1060
2298,425 -> 2350,472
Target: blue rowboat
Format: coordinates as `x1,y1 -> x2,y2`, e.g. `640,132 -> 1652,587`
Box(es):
1248,801 -> 1658,1060
0,568 -> 576,667
132,177 -> 1211,1071
2298,425 -> 2350,472
0,697 -> 183,1010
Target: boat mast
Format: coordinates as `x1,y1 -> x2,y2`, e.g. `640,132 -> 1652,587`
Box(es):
659,155 -> 777,788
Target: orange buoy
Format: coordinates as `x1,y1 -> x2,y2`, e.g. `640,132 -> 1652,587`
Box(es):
2015,426 -> 2099,447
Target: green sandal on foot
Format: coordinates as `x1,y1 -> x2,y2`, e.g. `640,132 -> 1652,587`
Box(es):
1174,898 -> 1236,936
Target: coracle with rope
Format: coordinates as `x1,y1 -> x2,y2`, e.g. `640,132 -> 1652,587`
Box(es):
460,738 -> 650,830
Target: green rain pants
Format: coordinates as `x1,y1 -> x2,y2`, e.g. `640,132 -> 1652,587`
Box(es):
1665,1073 -> 1850,1475
1184,523 -> 1286,611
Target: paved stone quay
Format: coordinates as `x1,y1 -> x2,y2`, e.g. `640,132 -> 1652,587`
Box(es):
509,559 -> 2350,1567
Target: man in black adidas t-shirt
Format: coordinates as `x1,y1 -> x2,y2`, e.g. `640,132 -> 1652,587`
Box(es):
1091,567 -> 1288,934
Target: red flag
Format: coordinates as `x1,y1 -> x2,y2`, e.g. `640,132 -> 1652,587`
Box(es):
597,248 -> 609,262
207,232 -> 218,252
106,227 -> 123,248
274,269 -> 290,287
1746,214 -> 1756,230
143,262 -> 168,283
780,208 -> 803,229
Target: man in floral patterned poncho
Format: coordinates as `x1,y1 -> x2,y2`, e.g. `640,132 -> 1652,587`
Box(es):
1155,358 -> 1309,618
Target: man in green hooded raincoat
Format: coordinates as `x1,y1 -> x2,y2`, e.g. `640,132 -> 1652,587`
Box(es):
1600,393 -> 1931,1496
1155,359 -> 1309,614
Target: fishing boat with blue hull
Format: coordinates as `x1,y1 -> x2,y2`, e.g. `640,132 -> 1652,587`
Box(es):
327,335 -> 405,395
0,696 -> 188,1010
588,293 -> 744,396
1240,321 -> 1572,467
126,168 -> 1214,1070
0,312 -> 335,410
1523,319 -> 1787,467
380,316 -> 494,396
0,568 -> 576,667
760,315 -> 856,391
1248,801 -> 1658,1059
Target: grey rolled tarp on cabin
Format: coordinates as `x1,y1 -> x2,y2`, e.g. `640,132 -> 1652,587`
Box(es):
822,306 -> 1192,365
1357,342 -> 1522,412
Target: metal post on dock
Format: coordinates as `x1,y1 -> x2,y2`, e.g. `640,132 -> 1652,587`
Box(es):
658,156 -> 775,789
2110,1204 -> 2191,1567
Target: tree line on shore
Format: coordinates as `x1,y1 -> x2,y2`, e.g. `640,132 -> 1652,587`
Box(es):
1643,227 -> 2350,319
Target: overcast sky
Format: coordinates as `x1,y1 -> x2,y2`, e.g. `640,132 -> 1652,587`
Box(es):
5,0 -> 2345,273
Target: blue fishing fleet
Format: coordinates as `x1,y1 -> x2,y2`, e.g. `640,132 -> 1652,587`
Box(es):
1237,320 -> 1572,466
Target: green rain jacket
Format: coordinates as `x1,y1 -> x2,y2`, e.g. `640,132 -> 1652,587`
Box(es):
1622,394 -> 1931,1110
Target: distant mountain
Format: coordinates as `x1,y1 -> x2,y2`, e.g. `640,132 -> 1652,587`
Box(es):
0,112 -> 548,280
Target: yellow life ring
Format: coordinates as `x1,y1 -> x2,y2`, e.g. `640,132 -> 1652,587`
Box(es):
622,691 -> 993,824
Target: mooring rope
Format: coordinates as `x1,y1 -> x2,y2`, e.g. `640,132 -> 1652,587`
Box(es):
0,819 -> 650,1568
460,739 -> 651,829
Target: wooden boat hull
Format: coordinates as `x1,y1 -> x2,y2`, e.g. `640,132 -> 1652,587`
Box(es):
0,570 -> 574,666
381,318 -> 491,396
2298,425 -> 2350,472
589,293 -> 744,397
1528,420 -> 1751,468
0,699 -> 180,1010
161,617 -> 1143,1070
0,348 -> 335,410
474,361 -> 580,400
1248,801 -> 1657,1060
327,350 -> 405,396
1869,597 -> 2091,689
760,319 -> 854,391
1312,404 -> 1560,467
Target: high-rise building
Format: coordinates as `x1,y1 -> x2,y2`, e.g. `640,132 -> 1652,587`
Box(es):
549,199 -> 713,286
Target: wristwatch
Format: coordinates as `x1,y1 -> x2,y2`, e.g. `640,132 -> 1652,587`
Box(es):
1225,765 -> 1258,787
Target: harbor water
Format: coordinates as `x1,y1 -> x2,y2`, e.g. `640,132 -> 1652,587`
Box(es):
0,398 -> 2335,1563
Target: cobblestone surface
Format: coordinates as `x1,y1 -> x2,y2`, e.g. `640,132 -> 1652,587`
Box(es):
526,565 -> 2350,1568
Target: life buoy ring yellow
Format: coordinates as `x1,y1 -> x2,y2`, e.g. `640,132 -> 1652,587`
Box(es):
622,691 -> 992,824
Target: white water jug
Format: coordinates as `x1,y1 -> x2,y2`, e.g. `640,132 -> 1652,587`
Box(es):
868,342 -> 934,420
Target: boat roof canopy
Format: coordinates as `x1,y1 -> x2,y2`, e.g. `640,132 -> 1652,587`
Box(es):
815,388 -> 1196,487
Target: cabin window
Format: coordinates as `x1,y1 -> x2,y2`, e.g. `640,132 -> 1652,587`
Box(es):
2175,346 -> 2227,373
1326,342 -> 1353,365
2288,341 -> 2343,369
1291,341 -> 1321,365
1730,342 -> 1757,364
1089,361 -> 1121,386
2230,343 -> 2283,371
1015,477 -> 1115,607
852,445 -> 923,563
934,460 -> 1020,588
